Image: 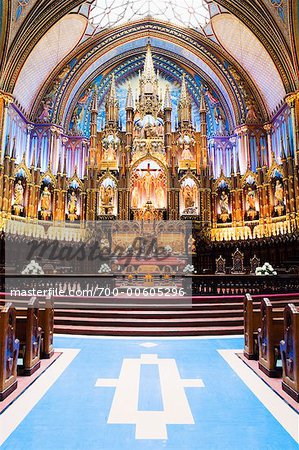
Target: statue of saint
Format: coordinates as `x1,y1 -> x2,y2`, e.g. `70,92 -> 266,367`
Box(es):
246,187 -> 257,220
184,190 -> 195,209
14,180 -> 24,215
274,180 -> 284,205
41,186 -> 51,211
14,180 -> 24,206
131,185 -> 139,209
219,191 -> 229,214
40,186 -> 51,220
100,186 -> 114,215
274,180 -> 285,216
156,184 -> 165,209
181,144 -> 194,160
68,191 -> 78,221
105,144 -> 116,161
246,188 -> 256,210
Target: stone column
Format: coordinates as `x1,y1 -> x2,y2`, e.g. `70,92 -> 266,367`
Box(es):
286,92 -> 299,164
0,92 -> 13,163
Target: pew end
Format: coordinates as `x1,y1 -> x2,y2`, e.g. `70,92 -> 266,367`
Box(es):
258,298 -> 284,378
280,304 -> 299,402
16,297 -> 42,376
39,297 -> 54,359
0,303 -> 20,400
244,293 -> 260,360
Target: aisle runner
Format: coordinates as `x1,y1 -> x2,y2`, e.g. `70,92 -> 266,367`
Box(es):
0,336 -> 298,450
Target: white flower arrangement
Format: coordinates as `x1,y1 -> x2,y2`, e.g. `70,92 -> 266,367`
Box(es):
22,260 -> 44,275
125,245 -> 133,255
255,262 -> 277,276
98,263 -> 111,273
164,245 -> 172,255
183,264 -> 195,273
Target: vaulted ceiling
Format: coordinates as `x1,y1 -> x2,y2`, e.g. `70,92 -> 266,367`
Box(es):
0,0 -> 298,130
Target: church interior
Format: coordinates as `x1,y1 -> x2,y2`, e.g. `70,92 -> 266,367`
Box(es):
0,0 -> 299,448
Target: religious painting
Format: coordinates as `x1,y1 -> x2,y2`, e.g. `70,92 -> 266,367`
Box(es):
271,170 -> 286,217
180,177 -> 199,217
38,175 -> 53,221
130,159 -> 167,210
66,180 -> 80,221
216,180 -> 231,223
244,175 -> 259,221
98,177 -> 117,216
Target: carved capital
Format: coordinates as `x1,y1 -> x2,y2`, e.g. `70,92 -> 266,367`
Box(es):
0,90 -> 13,106
26,124 -> 35,132
285,91 -> 299,107
61,136 -> 69,144
263,123 -> 273,133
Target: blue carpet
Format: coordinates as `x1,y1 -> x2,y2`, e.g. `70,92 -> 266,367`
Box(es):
1,336 -> 298,450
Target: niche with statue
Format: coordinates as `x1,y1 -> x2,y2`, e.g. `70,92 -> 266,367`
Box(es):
271,170 -> 286,217
38,175 -> 54,221
216,180 -> 231,224
12,167 -> 28,217
66,179 -> 81,221
243,175 -> 259,221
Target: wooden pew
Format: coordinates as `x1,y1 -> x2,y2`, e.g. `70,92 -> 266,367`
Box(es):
15,297 -> 54,359
39,297 -> 54,359
280,304 -> 299,402
244,293 -> 260,359
243,293 -> 297,360
258,298 -> 284,377
0,303 -> 20,400
16,297 -> 42,376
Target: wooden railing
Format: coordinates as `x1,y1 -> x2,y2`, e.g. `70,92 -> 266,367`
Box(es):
1,273 -> 299,298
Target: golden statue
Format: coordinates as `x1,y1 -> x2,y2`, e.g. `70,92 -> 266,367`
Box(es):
13,180 -> 24,216
274,180 -> 285,216
100,185 -> 114,215
181,144 -> 194,161
68,191 -> 78,221
245,187 -> 257,220
40,186 -> 52,220
104,143 -> 116,161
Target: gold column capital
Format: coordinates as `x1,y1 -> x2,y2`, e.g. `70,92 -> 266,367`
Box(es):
285,91 -> 299,106
0,90 -> 13,105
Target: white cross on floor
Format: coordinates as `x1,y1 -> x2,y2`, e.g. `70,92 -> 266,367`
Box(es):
95,353 -> 204,440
